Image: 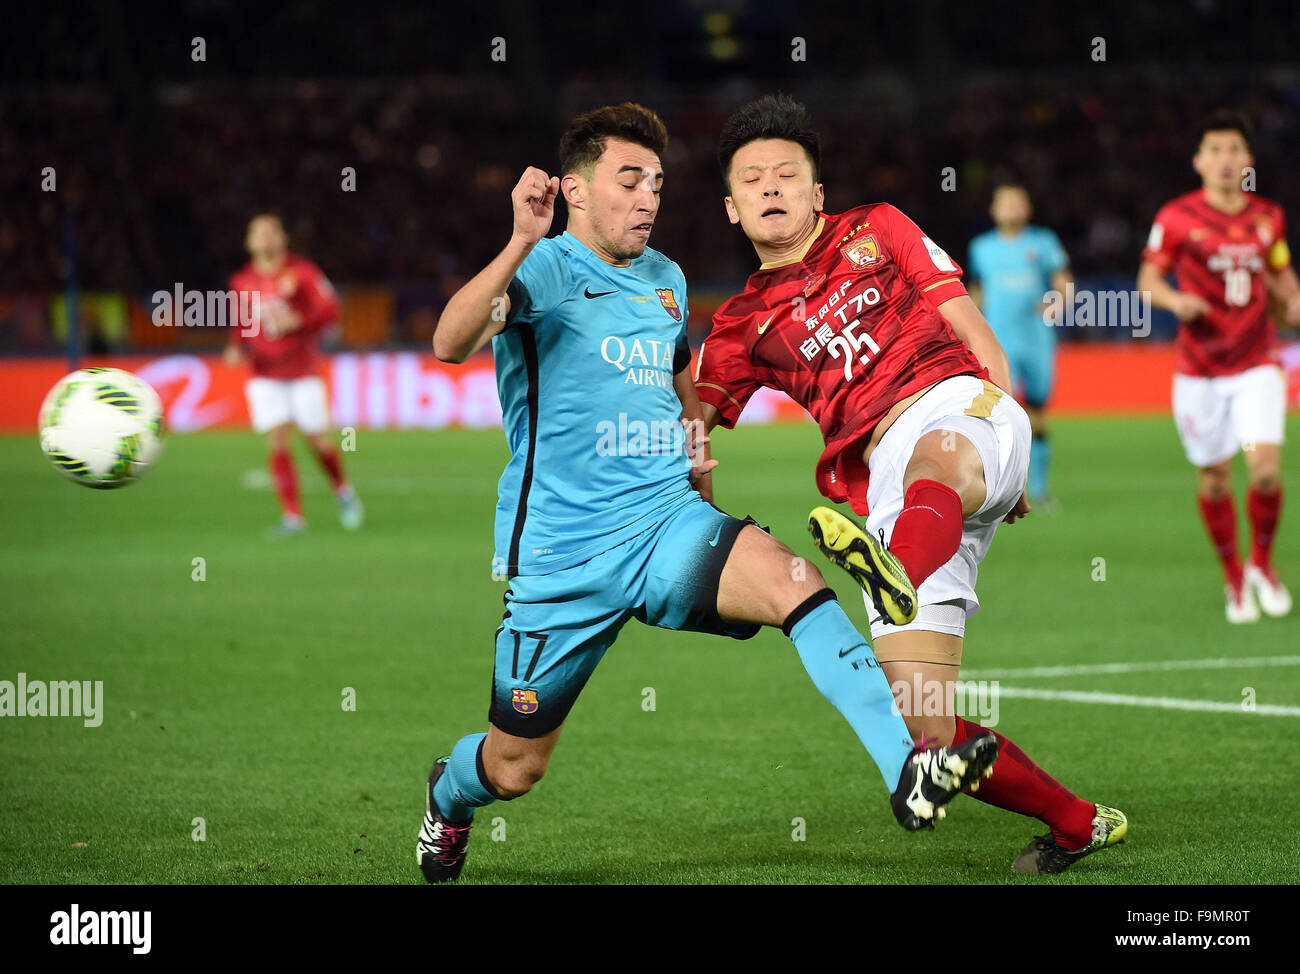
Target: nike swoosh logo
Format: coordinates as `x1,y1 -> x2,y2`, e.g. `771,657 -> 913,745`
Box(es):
757,311 -> 777,334
584,288 -> 617,299
838,642 -> 869,658
707,524 -> 724,547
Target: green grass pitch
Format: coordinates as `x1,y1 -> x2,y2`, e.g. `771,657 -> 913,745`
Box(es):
2,416 -> 1297,884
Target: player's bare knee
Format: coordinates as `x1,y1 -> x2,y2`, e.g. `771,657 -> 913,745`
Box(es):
790,552 -> 827,593
1250,471 -> 1281,493
487,757 -> 547,799
1240,440 -> 1281,491
903,454 -> 946,488
803,562 -> 828,592
1198,465 -> 1232,499
906,435 -> 984,513
745,531 -> 824,611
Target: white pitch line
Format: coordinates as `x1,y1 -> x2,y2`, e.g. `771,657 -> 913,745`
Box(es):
963,655 -> 1300,679
994,685 -> 1300,717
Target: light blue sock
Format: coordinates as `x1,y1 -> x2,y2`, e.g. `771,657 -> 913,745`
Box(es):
786,594 -> 912,789
432,732 -> 496,823
1030,434 -> 1049,499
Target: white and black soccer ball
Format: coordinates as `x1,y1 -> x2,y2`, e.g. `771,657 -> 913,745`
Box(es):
38,367 -> 165,488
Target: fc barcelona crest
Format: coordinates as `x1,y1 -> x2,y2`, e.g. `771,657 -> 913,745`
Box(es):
656,288 -> 682,321
841,233 -> 881,268
512,688 -> 539,715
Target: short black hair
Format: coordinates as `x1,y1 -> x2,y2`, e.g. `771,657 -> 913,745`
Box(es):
1198,109 -> 1253,151
717,93 -> 821,188
558,103 -> 669,179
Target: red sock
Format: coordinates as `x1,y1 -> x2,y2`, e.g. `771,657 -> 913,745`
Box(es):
1247,486 -> 1282,573
889,479 -> 963,588
953,716 -> 1096,850
269,449 -> 302,518
1197,493 -> 1243,588
312,443 -> 347,492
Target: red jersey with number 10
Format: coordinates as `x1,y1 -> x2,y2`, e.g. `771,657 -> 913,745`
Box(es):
696,204 -> 986,514
1141,189 -> 1290,377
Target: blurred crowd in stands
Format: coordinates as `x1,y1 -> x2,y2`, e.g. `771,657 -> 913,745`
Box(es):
4,0 -> 1299,350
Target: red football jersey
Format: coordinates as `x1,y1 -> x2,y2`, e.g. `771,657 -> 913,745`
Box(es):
229,255 -> 340,379
1141,189 -> 1290,377
696,204 -> 987,514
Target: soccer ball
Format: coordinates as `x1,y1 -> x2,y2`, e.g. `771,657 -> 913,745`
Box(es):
38,367 -> 165,488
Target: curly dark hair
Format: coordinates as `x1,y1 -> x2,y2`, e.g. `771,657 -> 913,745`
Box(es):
558,102 -> 669,178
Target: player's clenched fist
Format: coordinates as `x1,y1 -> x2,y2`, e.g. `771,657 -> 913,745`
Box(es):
511,167 -> 560,248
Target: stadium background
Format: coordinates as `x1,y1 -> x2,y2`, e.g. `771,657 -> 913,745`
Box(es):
4,1 -> 1300,430
4,0 -> 1300,895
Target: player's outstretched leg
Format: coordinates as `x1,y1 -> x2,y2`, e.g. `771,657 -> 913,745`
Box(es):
418,756 -> 475,883
871,635 -> 1127,873
783,589 -> 996,829
418,724 -> 559,882
808,507 -> 917,625
946,713 -> 1127,874
717,526 -> 995,829
418,733 -> 499,883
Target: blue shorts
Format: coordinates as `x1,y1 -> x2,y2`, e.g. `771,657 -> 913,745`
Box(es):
488,494 -> 759,737
1005,342 -> 1056,409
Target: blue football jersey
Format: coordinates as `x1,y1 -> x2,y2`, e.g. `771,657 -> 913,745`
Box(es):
967,226 -> 1068,346
492,231 -> 695,576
